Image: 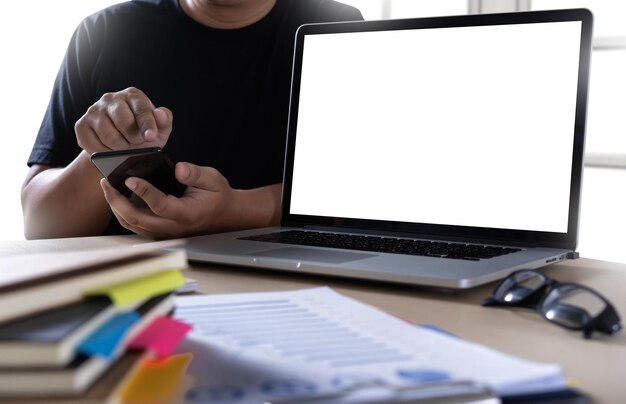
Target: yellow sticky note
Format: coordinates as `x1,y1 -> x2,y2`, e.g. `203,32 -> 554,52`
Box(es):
85,270 -> 185,307
114,353 -> 193,404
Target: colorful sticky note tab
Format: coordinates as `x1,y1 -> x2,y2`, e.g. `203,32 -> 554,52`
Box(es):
85,269 -> 185,307
114,353 -> 193,403
129,316 -> 192,357
78,311 -> 140,359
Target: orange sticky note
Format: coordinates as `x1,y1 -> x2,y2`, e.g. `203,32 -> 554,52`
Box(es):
129,316 -> 192,357
115,353 -> 193,403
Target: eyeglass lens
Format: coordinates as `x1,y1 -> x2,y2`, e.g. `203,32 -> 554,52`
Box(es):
486,270 -> 621,337
494,270 -> 547,303
539,284 -> 607,329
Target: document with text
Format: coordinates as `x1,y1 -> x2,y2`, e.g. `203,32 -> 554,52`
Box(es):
174,287 -> 565,403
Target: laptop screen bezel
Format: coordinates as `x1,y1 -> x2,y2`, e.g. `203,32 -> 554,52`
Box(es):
281,9 -> 593,251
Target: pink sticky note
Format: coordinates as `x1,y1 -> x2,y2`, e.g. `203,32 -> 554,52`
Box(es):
129,316 -> 191,357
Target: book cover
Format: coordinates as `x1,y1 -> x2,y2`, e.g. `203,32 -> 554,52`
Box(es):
0,239 -> 184,290
0,277 -> 184,367
0,293 -> 175,396
0,297 -> 115,366
0,249 -> 187,323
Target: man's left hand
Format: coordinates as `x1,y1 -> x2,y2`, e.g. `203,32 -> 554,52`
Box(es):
100,162 -> 243,239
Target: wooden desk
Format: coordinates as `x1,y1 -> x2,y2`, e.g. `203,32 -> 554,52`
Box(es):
1,236 -> 625,402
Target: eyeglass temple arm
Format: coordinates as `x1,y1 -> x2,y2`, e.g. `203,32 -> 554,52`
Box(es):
590,306 -> 622,338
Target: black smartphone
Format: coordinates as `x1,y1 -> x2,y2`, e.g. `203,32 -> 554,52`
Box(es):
91,147 -> 186,205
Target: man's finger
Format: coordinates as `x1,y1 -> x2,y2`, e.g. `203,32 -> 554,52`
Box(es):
106,100 -> 144,146
101,178 -> 180,239
154,107 -> 174,142
76,123 -> 108,153
100,178 -> 135,212
125,177 -> 183,217
125,88 -> 158,142
101,178 -> 160,233
95,113 -> 132,149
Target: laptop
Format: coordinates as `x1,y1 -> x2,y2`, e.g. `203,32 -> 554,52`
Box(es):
184,9 -> 593,289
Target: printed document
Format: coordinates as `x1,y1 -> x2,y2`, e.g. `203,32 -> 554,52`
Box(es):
174,287 -> 565,403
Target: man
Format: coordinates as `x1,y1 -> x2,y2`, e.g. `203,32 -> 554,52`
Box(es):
21,0 -> 362,239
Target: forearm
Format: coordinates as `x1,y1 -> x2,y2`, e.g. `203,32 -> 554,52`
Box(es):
228,183 -> 282,232
21,151 -> 112,239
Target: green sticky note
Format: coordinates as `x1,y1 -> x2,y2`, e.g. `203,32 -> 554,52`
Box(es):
85,270 -> 185,307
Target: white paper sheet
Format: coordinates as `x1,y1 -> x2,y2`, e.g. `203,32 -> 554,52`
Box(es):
174,287 -> 565,403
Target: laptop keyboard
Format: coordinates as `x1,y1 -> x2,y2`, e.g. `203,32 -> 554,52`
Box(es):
239,230 -> 521,261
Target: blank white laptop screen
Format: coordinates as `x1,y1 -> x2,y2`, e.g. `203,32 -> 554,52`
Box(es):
289,21 -> 582,233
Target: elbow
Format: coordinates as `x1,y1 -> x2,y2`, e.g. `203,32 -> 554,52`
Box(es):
23,226 -> 42,241
21,170 -> 56,240
20,164 -> 67,240
21,165 -> 44,239
21,188 -> 46,240
21,178 -> 109,240
22,214 -> 45,240
21,184 -> 36,240
20,162 -> 112,239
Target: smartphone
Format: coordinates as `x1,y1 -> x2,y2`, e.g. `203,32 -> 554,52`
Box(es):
91,147 -> 186,205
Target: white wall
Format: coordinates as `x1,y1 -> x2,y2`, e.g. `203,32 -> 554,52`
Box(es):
0,1 -> 125,241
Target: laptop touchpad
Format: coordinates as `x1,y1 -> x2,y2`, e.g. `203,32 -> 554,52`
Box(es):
249,247 -> 373,264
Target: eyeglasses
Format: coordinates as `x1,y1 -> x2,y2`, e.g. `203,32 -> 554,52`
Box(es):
482,269 -> 622,339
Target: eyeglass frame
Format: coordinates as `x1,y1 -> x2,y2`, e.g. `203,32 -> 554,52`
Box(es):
482,269 -> 622,339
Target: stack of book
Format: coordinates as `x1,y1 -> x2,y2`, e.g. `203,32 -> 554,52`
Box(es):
0,240 -> 190,398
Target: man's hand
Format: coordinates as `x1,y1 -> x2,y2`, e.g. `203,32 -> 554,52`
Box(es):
99,162 -> 281,239
21,87 -> 175,239
75,87 -> 173,155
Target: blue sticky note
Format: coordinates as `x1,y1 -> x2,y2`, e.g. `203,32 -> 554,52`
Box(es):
78,311 -> 140,359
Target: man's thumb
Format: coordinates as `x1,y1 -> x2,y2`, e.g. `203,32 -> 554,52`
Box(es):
175,162 -> 224,191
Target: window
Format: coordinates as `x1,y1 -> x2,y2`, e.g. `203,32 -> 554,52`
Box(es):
531,1 -> 626,168
341,0 -> 468,20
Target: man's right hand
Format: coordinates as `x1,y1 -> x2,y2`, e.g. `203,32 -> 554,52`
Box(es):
74,87 -> 173,155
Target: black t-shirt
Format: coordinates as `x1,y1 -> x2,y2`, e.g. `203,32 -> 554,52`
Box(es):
27,0 -> 362,234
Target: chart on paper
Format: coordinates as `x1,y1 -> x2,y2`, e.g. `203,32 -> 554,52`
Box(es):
174,287 -> 565,403
177,297 -> 412,368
